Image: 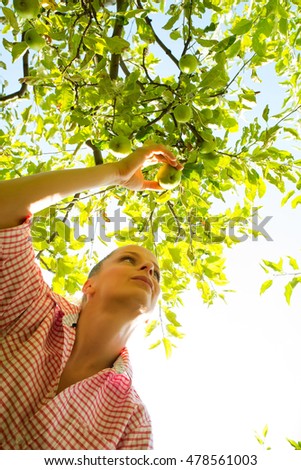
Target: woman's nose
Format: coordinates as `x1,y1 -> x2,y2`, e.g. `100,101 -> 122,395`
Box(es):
140,262 -> 154,274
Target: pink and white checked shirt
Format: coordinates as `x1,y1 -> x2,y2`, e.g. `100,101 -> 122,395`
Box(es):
0,217 -> 153,450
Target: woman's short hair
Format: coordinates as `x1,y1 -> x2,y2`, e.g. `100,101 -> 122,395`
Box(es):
81,249 -> 118,306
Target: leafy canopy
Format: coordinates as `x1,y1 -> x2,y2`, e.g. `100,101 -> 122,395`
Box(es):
1,0 -> 301,354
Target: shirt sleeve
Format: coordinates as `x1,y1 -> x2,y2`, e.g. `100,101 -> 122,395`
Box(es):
117,403 -> 154,450
0,216 -> 48,332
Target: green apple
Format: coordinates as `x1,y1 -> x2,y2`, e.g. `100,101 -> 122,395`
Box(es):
174,104 -> 192,123
156,163 -> 182,190
179,54 -> 198,74
24,28 -> 45,51
13,0 -> 40,19
109,136 -> 132,156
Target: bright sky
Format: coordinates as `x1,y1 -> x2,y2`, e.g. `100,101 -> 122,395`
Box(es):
1,1 -> 301,455
127,184 -> 301,451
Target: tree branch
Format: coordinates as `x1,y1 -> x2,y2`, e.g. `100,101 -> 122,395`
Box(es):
167,201 -> 184,243
109,0 -> 129,80
274,105 -> 301,128
136,0 -> 179,67
130,101 -> 174,138
0,34 -> 29,103
86,139 -> 103,165
182,0 -> 193,56
62,13 -> 93,73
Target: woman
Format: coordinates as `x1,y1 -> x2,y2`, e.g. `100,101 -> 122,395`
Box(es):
0,144 -> 183,450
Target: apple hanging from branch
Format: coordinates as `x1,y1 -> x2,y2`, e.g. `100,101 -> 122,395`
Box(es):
179,54 -> 198,74
13,0 -> 40,19
173,104 -> 193,123
24,28 -> 46,51
108,136 -> 132,157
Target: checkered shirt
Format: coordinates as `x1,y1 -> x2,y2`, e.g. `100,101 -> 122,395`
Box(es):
0,218 -> 153,450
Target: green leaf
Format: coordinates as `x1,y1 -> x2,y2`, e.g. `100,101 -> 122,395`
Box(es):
262,104 -> 269,122
105,36 -> 130,54
255,435 -> 264,445
2,7 -> 19,31
231,19 -> 253,35
286,439 -> 300,449
200,64 -> 228,89
277,3 -> 290,19
163,13 -> 180,30
279,18 -> 288,35
145,319 -> 158,337
166,324 -> 185,339
170,29 -> 181,41
211,35 -> 237,53
203,0 -> 222,12
262,258 -> 283,272
252,32 -> 266,56
36,115 -> 44,136
83,36 -> 106,54
283,127 -> 299,139
287,256 -> 299,270
263,424 -> 269,438
260,280 -> 273,295
284,282 -> 293,305
291,195 -> 301,208
165,309 -> 181,327
155,191 -> 172,204
281,190 -> 295,206
149,340 -> 161,350
258,178 -> 266,198
197,38 -> 218,47
163,337 -> 173,359
11,42 -> 28,63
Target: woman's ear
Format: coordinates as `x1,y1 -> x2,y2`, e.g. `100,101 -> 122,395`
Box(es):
82,279 -> 96,296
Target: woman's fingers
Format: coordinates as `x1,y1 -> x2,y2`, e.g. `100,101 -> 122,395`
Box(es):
142,180 -> 164,191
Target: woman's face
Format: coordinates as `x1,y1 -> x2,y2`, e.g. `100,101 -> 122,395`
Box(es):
85,245 -> 161,316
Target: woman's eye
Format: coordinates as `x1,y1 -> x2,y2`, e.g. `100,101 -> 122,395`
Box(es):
122,256 -> 134,262
155,272 -> 161,282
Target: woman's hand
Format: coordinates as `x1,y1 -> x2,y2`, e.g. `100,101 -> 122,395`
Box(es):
115,144 -> 184,191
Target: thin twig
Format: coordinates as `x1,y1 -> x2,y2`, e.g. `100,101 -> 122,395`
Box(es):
132,101 -> 174,138
0,32 -> 29,102
275,105 -> 301,128
167,201 -> 183,243
62,14 -> 93,73
136,0 -> 179,67
273,272 -> 301,277
209,54 -> 256,97
182,0 -> 193,56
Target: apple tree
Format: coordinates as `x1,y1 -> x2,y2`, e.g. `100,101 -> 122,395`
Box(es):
1,0 -> 301,355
